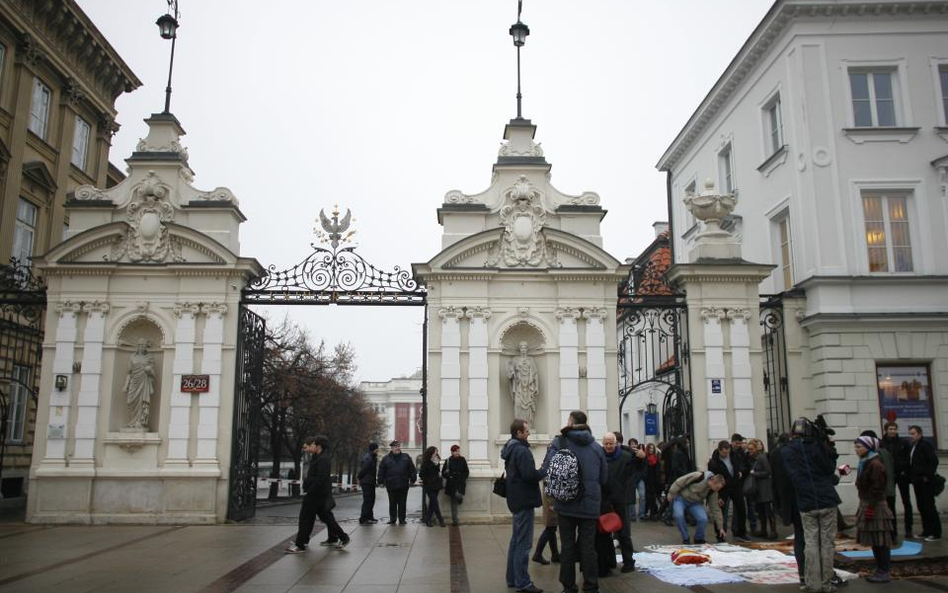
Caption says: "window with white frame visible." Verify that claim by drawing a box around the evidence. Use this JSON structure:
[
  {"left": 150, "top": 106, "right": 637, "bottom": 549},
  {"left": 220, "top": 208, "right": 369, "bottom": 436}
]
[
  {"left": 71, "top": 117, "right": 91, "bottom": 170},
  {"left": 764, "top": 95, "right": 784, "bottom": 155},
  {"left": 940, "top": 65, "right": 948, "bottom": 125},
  {"left": 718, "top": 145, "right": 734, "bottom": 193},
  {"left": 6, "top": 365, "right": 31, "bottom": 443},
  {"left": 771, "top": 213, "right": 793, "bottom": 290},
  {"left": 12, "top": 198, "right": 37, "bottom": 265},
  {"left": 862, "top": 191, "right": 913, "bottom": 273},
  {"left": 28, "top": 78, "right": 51, "bottom": 139},
  {"left": 849, "top": 69, "right": 898, "bottom": 127},
  {"left": 684, "top": 179, "right": 697, "bottom": 230}
]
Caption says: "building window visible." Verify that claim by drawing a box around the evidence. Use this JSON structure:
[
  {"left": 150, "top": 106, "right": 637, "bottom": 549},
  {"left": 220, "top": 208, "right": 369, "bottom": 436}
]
[
  {"left": 862, "top": 192, "right": 913, "bottom": 273},
  {"left": 684, "top": 180, "right": 697, "bottom": 230},
  {"left": 877, "top": 364, "right": 936, "bottom": 447},
  {"left": 764, "top": 96, "right": 784, "bottom": 155},
  {"left": 777, "top": 216, "right": 792, "bottom": 289},
  {"left": 12, "top": 198, "right": 38, "bottom": 265},
  {"left": 940, "top": 65, "right": 948, "bottom": 125},
  {"left": 6, "top": 365, "right": 31, "bottom": 443},
  {"left": 72, "top": 117, "right": 91, "bottom": 170},
  {"left": 849, "top": 70, "right": 897, "bottom": 127},
  {"left": 62, "top": 220, "right": 70, "bottom": 242},
  {"left": 718, "top": 145, "right": 734, "bottom": 194},
  {"left": 28, "top": 78, "right": 51, "bottom": 139}
]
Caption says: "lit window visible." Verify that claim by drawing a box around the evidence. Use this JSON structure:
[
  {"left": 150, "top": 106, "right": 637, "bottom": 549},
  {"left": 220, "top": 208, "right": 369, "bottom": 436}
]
[
  {"left": 849, "top": 70, "right": 897, "bottom": 127},
  {"left": 12, "top": 198, "right": 38, "bottom": 265},
  {"left": 778, "top": 217, "right": 792, "bottom": 289},
  {"left": 29, "top": 78, "right": 51, "bottom": 139},
  {"left": 765, "top": 96, "right": 784, "bottom": 155},
  {"left": 72, "top": 117, "right": 91, "bottom": 170},
  {"left": 718, "top": 145, "right": 734, "bottom": 194},
  {"left": 7, "top": 365, "right": 31, "bottom": 442},
  {"left": 940, "top": 65, "right": 948, "bottom": 124},
  {"left": 862, "top": 192, "right": 913, "bottom": 272}
]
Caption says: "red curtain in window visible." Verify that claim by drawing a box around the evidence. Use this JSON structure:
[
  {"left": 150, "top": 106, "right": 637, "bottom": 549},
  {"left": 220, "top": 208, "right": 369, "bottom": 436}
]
[{"left": 395, "top": 403, "right": 410, "bottom": 444}]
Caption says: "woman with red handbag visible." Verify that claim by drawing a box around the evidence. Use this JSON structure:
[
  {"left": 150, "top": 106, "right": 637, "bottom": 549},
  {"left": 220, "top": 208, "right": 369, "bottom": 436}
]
[{"left": 596, "top": 432, "right": 636, "bottom": 577}]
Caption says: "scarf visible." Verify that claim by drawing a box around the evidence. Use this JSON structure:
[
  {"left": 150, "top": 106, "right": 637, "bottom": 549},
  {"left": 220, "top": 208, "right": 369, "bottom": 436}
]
[
  {"left": 605, "top": 447, "right": 622, "bottom": 461},
  {"left": 857, "top": 450, "right": 878, "bottom": 476}
]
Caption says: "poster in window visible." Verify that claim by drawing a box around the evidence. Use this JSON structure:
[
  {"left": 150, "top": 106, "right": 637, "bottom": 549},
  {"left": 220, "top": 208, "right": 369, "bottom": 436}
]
[
  {"left": 395, "top": 403, "right": 410, "bottom": 445},
  {"left": 877, "top": 364, "right": 936, "bottom": 446}
]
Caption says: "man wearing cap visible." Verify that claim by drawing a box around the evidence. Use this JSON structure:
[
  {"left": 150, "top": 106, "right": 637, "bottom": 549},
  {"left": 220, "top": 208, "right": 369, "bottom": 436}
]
[
  {"left": 286, "top": 435, "right": 349, "bottom": 553},
  {"left": 358, "top": 442, "right": 380, "bottom": 524},
  {"left": 442, "top": 444, "right": 469, "bottom": 526},
  {"left": 377, "top": 440, "right": 417, "bottom": 524}
]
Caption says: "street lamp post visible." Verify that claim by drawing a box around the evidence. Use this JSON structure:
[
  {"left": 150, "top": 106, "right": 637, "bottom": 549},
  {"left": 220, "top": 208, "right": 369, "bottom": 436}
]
[
  {"left": 509, "top": 2, "right": 530, "bottom": 119},
  {"left": 156, "top": 0, "right": 180, "bottom": 114}
]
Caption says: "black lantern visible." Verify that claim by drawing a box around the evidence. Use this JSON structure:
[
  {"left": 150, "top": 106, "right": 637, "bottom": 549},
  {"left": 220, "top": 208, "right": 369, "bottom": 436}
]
[
  {"left": 509, "top": 21, "right": 529, "bottom": 47},
  {"left": 646, "top": 403, "right": 658, "bottom": 415},
  {"left": 156, "top": 13, "right": 178, "bottom": 40}
]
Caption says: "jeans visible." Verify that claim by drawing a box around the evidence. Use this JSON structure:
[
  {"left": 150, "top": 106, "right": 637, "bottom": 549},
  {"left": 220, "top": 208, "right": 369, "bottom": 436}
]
[
  {"left": 673, "top": 497, "right": 708, "bottom": 542},
  {"left": 506, "top": 508, "right": 535, "bottom": 589},
  {"left": 558, "top": 514, "right": 598, "bottom": 592},
  {"left": 791, "top": 511, "right": 805, "bottom": 578},
  {"left": 295, "top": 494, "right": 346, "bottom": 547},
  {"left": 801, "top": 507, "right": 836, "bottom": 592},
  {"left": 387, "top": 487, "right": 409, "bottom": 522},
  {"left": 423, "top": 488, "right": 444, "bottom": 525},
  {"left": 360, "top": 484, "right": 376, "bottom": 521}
]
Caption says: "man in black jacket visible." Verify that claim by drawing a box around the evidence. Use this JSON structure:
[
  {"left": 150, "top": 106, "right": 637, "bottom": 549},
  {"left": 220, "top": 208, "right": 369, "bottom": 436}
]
[
  {"left": 882, "top": 421, "right": 912, "bottom": 538},
  {"left": 908, "top": 425, "right": 941, "bottom": 541},
  {"left": 729, "top": 433, "right": 750, "bottom": 539},
  {"left": 601, "top": 432, "right": 635, "bottom": 574},
  {"left": 357, "top": 442, "right": 379, "bottom": 524},
  {"left": 708, "top": 440, "right": 739, "bottom": 541},
  {"left": 377, "top": 440, "right": 417, "bottom": 525},
  {"left": 501, "top": 419, "right": 544, "bottom": 593},
  {"left": 286, "top": 435, "right": 349, "bottom": 553}
]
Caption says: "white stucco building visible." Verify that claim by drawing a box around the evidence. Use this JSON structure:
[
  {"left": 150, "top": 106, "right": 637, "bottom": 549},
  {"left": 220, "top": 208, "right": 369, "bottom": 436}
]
[
  {"left": 361, "top": 371, "right": 423, "bottom": 461},
  {"left": 657, "top": 0, "right": 948, "bottom": 505}
]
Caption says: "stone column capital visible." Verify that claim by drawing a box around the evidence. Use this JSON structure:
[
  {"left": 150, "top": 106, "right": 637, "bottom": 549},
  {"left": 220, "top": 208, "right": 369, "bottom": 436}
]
[
  {"left": 81, "top": 301, "right": 110, "bottom": 316},
  {"left": 56, "top": 301, "right": 82, "bottom": 316},
  {"left": 581, "top": 307, "right": 609, "bottom": 320},
  {"left": 173, "top": 302, "right": 201, "bottom": 318},
  {"left": 438, "top": 306, "right": 463, "bottom": 320},
  {"left": 465, "top": 306, "right": 492, "bottom": 320},
  {"left": 555, "top": 307, "right": 582, "bottom": 321},
  {"left": 201, "top": 302, "right": 228, "bottom": 318},
  {"left": 726, "top": 307, "right": 752, "bottom": 321},
  {"left": 700, "top": 307, "right": 726, "bottom": 322}
]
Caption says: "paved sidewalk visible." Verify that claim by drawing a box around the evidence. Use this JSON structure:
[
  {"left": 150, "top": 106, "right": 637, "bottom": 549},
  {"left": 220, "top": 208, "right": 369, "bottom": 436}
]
[{"left": 1, "top": 512, "right": 948, "bottom": 592}]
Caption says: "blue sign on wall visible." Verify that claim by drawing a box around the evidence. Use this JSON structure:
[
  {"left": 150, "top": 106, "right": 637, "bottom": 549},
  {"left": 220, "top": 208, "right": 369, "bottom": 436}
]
[{"left": 645, "top": 412, "right": 659, "bottom": 436}]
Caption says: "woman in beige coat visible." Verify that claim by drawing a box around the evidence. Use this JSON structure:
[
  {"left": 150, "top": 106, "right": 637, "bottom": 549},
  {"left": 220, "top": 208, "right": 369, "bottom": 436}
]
[{"left": 532, "top": 487, "right": 560, "bottom": 564}]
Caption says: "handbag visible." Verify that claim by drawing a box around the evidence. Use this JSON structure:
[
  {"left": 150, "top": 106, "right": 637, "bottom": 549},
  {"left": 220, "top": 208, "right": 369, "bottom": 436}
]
[
  {"left": 493, "top": 471, "right": 507, "bottom": 498},
  {"left": 597, "top": 511, "right": 622, "bottom": 534},
  {"left": 742, "top": 474, "right": 757, "bottom": 498},
  {"left": 933, "top": 473, "right": 946, "bottom": 497}
]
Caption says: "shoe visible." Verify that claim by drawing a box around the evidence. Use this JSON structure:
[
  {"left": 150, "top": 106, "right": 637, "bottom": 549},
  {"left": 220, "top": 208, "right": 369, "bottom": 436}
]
[
  {"left": 926, "top": 535, "right": 941, "bottom": 541},
  {"left": 452, "top": 520, "right": 459, "bottom": 526},
  {"left": 914, "top": 533, "right": 929, "bottom": 539},
  {"left": 694, "top": 539, "right": 707, "bottom": 545},
  {"left": 387, "top": 520, "right": 397, "bottom": 525},
  {"left": 284, "top": 544, "right": 305, "bottom": 554},
  {"left": 319, "top": 539, "right": 339, "bottom": 546},
  {"left": 828, "top": 574, "right": 844, "bottom": 587},
  {"left": 425, "top": 521, "right": 432, "bottom": 527},
  {"left": 734, "top": 534, "right": 751, "bottom": 542},
  {"left": 439, "top": 520, "right": 446, "bottom": 527},
  {"left": 621, "top": 563, "right": 635, "bottom": 573},
  {"left": 532, "top": 554, "right": 550, "bottom": 565},
  {"left": 399, "top": 520, "right": 407, "bottom": 525},
  {"left": 336, "top": 537, "right": 350, "bottom": 549},
  {"left": 682, "top": 539, "right": 691, "bottom": 545},
  {"left": 865, "top": 572, "right": 891, "bottom": 584},
  {"left": 516, "top": 586, "right": 543, "bottom": 593},
  {"left": 550, "top": 554, "right": 560, "bottom": 563},
  {"left": 821, "top": 586, "right": 837, "bottom": 593},
  {"left": 366, "top": 518, "right": 378, "bottom": 524}
]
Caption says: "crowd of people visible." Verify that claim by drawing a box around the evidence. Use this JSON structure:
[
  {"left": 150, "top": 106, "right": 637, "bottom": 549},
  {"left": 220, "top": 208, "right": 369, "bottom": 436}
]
[{"left": 282, "top": 414, "right": 941, "bottom": 593}]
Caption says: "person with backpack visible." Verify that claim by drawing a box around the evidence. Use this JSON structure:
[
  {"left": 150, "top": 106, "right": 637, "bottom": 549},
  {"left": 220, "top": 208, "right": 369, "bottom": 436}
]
[
  {"left": 501, "top": 419, "right": 545, "bottom": 593},
  {"left": 541, "top": 410, "right": 607, "bottom": 593},
  {"left": 666, "top": 471, "right": 726, "bottom": 544}
]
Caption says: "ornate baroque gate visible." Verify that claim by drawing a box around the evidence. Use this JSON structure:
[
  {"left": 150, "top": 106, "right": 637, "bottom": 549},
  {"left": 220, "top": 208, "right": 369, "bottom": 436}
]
[{"left": 229, "top": 209, "right": 427, "bottom": 520}]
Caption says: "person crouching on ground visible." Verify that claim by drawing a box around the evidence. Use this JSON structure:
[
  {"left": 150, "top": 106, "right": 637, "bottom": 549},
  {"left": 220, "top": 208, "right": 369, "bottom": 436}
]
[
  {"left": 377, "top": 440, "right": 417, "bottom": 525},
  {"left": 501, "top": 418, "right": 545, "bottom": 593},
  {"left": 854, "top": 436, "right": 895, "bottom": 584},
  {"left": 285, "top": 435, "right": 349, "bottom": 553},
  {"left": 666, "top": 471, "right": 726, "bottom": 544},
  {"left": 420, "top": 446, "right": 446, "bottom": 527}
]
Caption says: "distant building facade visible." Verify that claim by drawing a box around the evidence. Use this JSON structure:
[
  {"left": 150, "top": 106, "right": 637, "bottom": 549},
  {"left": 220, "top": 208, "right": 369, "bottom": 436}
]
[
  {"left": 361, "top": 370, "right": 423, "bottom": 461},
  {"left": 657, "top": 0, "right": 948, "bottom": 505},
  {"left": 0, "top": 0, "right": 139, "bottom": 499}
]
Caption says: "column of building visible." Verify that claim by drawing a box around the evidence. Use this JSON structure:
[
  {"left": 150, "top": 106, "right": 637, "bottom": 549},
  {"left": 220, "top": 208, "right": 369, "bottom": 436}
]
[
  {"left": 727, "top": 308, "right": 757, "bottom": 439},
  {"left": 73, "top": 301, "right": 109, "bottom": 464},
  {"left": 167, "top": 303, "right": 200, "bottom": 465},
  {"left": 466, "top": 306, "right": 491, "bottom": 463},
  {"left": 702, "top": 307, "right": 729, "bottom": 444},
  {"left": 42, "top": 302, "right": 81, "bottom": 462},
  {"left": 556, "top": 307, "right": 582, "bottom": 427},
  {"left": 439, "top": 307, "right": 463, "bottom": 454},
  {"left": 195, "top": 303, "right": 226, "bottom": 468},
  {"left": 583, "top": 307, "right": 609, "bottom": 438}
]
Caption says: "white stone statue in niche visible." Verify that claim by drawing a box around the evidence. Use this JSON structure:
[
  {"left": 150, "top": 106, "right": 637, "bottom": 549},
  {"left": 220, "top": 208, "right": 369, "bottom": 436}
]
[
  {"left": 507, "top": 341, "right": 538, "bottom": 424},
  {"left": 124, "top": 339, "right": 155, "bottom": 430}
]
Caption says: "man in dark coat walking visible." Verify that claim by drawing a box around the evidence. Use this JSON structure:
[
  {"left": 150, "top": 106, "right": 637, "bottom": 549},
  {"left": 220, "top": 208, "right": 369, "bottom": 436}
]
[
  {"left": 882, "top": 421, "right": 913, "bottom": 538},
  {"left": 285, "top": 435, "right": 349, "bottom": 553},
  {"left": 542, "top": 410, "right": 607, "bottom": 593},
  {"left": 908, "top": 425, "right": 941, "bottom": 541},
  {"left": 501, "top": 419, "right": 545, "bottom": 593},
  {"left": 357, "top": 442, "right": 379, "bottom": 524},
  {"left": 377, "top": 440, "right": 417, "bottom": 525}
]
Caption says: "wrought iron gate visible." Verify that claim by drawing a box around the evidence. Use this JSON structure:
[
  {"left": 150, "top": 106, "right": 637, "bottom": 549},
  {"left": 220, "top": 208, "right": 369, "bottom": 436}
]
[
  {"left": 760, "top": 294, "right": 791, "bottom": 448},
  {"left": 227, "top": 305, "right": 266, "bottom": 521},
  {"left": 0, "top": 261, "right": 46, "bottom": 497}
]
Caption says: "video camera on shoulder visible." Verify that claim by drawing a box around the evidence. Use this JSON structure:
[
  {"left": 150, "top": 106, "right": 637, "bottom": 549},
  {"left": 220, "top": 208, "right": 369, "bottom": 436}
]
[{"left": 791, "top": 415, "right": 835, "bottom": 444}]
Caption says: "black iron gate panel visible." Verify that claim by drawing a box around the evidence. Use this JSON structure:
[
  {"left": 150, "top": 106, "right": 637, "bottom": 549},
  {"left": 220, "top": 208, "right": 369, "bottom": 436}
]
[
  {"left": 227, "top": 305, "right": 266, "bottom": 521},
  {"left": 0, "top": 261, "right": 46, "bottom": 496},
  {"left": 760, "top": 295, "right": 790, "bottom": 448}
]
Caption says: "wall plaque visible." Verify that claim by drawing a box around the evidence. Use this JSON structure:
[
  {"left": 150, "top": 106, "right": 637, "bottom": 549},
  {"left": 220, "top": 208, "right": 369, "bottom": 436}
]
[{"left": 181, "top": 374, "right": 210, "bottom": 393}]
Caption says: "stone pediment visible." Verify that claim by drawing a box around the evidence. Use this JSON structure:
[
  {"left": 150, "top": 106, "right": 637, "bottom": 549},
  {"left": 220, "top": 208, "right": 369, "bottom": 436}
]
[
  {"left": 426, "top": 227, "right": 620, "bottom": 272},
  {"left": 42, "top": 221, "right": 236, "bottom": 266}
]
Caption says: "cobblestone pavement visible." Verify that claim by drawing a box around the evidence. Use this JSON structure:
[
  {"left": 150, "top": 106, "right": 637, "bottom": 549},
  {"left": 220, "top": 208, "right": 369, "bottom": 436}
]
[{"left": 1, "top": 493, "right": 947, "bottom": 593}]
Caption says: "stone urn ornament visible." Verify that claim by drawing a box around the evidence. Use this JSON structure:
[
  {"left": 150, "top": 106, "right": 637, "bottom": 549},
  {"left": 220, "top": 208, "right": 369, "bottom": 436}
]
[{"left": 684, "top": 179, "right": 737, "bottom": 239}]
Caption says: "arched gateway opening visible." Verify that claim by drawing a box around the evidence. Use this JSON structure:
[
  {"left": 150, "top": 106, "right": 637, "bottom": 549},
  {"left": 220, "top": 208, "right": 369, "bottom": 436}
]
[{"left": 230, "top": 208, "right": 427, "bottom": 521}]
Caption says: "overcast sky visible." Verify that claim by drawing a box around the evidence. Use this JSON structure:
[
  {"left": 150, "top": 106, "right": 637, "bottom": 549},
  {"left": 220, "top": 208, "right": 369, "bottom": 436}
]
[{"left": 76, "top": 0, "right": 772, "bottom": 383}]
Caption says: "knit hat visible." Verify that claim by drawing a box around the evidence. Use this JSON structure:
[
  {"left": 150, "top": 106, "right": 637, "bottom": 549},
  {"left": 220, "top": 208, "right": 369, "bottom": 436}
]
[
  {"left": 450, "top": 444, "right": 460, "bottom": 452},
  {"left": 854, "top": 435, "right": 878, "bottom": 451},
  {"left": 368, "top": 442, "right": 379, "bottom": 452}
]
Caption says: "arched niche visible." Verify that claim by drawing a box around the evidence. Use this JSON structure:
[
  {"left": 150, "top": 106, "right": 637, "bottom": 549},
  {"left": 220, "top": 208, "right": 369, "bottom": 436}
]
[
  {"left": 110, "top": 318, "right": 164, "bottom": 433},
  {"left": 499, "top": 322, "right": 548, "bottom": 435}
]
